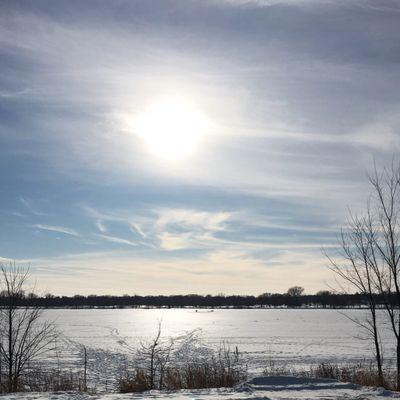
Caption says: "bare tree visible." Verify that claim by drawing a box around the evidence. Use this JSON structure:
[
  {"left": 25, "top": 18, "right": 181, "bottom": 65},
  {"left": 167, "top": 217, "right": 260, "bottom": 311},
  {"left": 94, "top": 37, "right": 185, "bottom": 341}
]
[
  {"left": 0, "top": 263, "right": 57, "bottom": 392},
  {"left": 327, "top": 161, "right": 400, "bottom": 389},
  {"left": 136, "top": 322, "right": 173, "bottom": 390},
  {"left": 326, "top": 211, "right": 383, "bottom": 385},
  {"left": 367, "top": 163, "right": 400, "bottom": 389}
]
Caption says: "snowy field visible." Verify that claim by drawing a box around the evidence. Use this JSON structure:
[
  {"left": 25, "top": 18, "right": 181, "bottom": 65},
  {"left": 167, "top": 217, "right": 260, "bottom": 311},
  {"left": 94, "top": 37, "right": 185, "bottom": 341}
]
[
  {"left": 3, "top": 376, "right": 400, "bottom": 399},
  {"left": 36, "top": 308, "right": 396, "bottom": 391}
]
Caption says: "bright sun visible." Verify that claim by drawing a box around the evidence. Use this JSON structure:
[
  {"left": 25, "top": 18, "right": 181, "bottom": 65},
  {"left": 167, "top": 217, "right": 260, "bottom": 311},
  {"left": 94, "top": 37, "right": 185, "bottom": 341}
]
[{"left": 134, "top": 97, "right": 211, "bottom": 161}]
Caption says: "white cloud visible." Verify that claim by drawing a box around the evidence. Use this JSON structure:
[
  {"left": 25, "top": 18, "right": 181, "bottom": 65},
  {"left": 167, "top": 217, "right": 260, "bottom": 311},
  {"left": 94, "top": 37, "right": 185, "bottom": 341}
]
[
  {"left": 33, "top": 224, "right": 80, "bottom": 237},
  {"left": 159, "top": 232, "right": 193, "bottom": 251},
  {"left": 96, "top": 234, "right": 138, "bottom": 247},
  {"left": 130, "top": 223, "right": 146, "bottom": 238},
  {"left": 96, "top": 220, "right": 107, "bottom": 233},
  {"left": 155, "top": 208, "right": 231, "bottom": 251},
  {"left": 156, "top": 208, "right": 230, "bottom": 231}
]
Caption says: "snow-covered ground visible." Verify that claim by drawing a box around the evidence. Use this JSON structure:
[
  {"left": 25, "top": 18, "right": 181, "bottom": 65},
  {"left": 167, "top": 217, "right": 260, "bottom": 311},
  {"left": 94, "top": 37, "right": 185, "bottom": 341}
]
[
  {"left": 33, "top": 308, "right": 397, "bottom": 391},
  {"left": 43, "top": 309, "right": 395, "bottom": 363},
  {"left": 2, "top": 376, "right": 400, "bottom": 399}
]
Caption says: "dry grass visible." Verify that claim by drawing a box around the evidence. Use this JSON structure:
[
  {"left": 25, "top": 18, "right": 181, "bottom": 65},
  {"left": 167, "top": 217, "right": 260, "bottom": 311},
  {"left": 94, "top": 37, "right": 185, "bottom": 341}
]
[
  {"left": 263, "top": 359, "right": 398, "bottom": 392},
  {"left": 119, "top": 369, "right": 150, "bottom": 393},
  {"left": 119, "top": 362, "right": 246, "bottom": 392},
  {"left": 0, "top": 369, "right": 91, "bottom": 393},
  {"left": 119, "top": 345, "right": 247, "bottom": 393},
  {"left": 26, "top": 369, "right": 88, "bottom": 392},
  {"left": 263, "top": 362, "right": 300, "bottom": 377},
  {"left": 311, "top": 362, "right": 396, "bottom": 391}
]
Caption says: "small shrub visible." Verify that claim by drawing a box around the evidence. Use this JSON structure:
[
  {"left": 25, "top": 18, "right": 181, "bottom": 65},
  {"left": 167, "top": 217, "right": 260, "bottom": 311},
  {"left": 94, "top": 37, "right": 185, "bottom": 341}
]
[{"left": 118, "top": 370, "right": 150, "bottom": 393}]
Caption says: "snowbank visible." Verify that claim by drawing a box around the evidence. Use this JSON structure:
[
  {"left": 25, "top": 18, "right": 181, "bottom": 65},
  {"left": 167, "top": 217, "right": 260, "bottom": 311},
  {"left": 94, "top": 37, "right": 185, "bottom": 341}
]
[{"left": 1, "top": 376, "right": 399, "bottom": 399}]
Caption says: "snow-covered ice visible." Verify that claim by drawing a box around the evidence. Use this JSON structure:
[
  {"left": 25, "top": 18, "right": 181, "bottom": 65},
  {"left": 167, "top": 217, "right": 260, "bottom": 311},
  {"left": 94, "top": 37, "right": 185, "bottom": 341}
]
[
  {"left": 31, "top": 309, "right": 398, "bottom": 392},
  {"left": 2, "top": 376, "right": 400, "bottom": 399}
]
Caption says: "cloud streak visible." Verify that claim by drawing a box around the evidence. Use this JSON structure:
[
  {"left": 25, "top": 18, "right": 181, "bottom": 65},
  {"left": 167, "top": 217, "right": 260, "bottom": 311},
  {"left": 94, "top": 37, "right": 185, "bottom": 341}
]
[
  {"left": 33, "top": 224, "right": 80, "bottom": 237},
  {"left": 95, "top": 234, "right": 138, "bottom": 247}
]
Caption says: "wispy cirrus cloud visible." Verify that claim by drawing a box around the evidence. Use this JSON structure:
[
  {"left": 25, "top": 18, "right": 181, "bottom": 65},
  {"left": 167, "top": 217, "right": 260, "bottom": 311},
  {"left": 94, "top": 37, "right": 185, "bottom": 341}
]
[
  {"left": 155, "top": 208, "right": 231, "bottom": 251},
  {"left": 95, "top": 234, "right": 138, "bottom": 247},
  {"left": 33, "top": 224, "right": 80, "bottom": 237},
  {"left": 155, "top": 208, "right": 230, "bottom": 231},
  {"left": 81, "top": 202, "right": 338, "bottom": 253},
  {"left": 130, "top": 223, "right": 146, "bottom": 239},
  {"left": 95, "top": 220, "right": 107, "bottom": 233},
  {"left": 20, "top": 197, "right": 49, "bottom": 216}
]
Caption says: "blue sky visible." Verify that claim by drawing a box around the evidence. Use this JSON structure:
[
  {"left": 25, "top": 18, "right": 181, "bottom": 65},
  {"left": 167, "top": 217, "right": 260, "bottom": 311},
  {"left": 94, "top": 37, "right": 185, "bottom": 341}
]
[{"left": 0, "top": 0, "right": 399, "bottom": 295}]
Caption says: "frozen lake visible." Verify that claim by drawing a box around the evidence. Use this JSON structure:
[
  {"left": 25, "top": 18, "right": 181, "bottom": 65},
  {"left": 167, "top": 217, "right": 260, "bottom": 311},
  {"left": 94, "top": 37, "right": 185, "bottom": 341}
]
[{"left": 41, "top": 308, "right": 395, "bottom": 389}]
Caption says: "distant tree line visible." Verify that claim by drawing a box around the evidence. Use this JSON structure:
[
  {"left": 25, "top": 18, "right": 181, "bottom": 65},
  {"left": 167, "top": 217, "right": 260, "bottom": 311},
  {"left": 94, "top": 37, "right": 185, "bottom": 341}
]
[{"left": 0, "top": 288, "right": 396, "bottom": 309}]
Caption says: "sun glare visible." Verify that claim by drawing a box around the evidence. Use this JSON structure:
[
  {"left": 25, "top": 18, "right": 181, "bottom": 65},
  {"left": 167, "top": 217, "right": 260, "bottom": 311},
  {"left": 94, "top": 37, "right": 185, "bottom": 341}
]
[{"left": 134, "top": 97, "right": 211, "bottom": 161}]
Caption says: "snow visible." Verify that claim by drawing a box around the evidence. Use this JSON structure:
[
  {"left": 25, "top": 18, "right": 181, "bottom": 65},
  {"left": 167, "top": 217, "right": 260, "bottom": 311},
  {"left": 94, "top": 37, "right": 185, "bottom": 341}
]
[
  {"left": 1, "top": 376, "right": 400, "bottom": 399},
  {"left": 39, "top": 308, "right": 396, "bottom": 387}
]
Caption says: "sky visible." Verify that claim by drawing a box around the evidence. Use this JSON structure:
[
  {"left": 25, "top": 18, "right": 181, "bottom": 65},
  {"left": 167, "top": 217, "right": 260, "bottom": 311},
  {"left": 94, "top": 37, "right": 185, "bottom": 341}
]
[{"left": 0, "top": 0, "right": 399, "bottom": 295}]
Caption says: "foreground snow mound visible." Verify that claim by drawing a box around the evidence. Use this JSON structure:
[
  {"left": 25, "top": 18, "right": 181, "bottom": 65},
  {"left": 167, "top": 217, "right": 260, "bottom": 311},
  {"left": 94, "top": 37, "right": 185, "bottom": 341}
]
[
  {"left": 236, "top": 376, "right": 400, "bottom": 398},
  {"left": 2, "top": 376, "right": 400, "bottom": 399}
]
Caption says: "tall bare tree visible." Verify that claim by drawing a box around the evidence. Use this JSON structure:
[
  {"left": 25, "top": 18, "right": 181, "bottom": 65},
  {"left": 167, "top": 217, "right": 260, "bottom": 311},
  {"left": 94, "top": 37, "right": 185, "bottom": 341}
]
[
  {"left": 367, "top": 163, "right": 400, "bottom": 389},
  {"left": 328, "top": 162, "right": 400, "bottom": 389},
  {"left": 0, "top": 263, "right": 57, "bottom": 392},
  {"left": 326, "top": 211, "right": 383, "bottom": 385}
]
